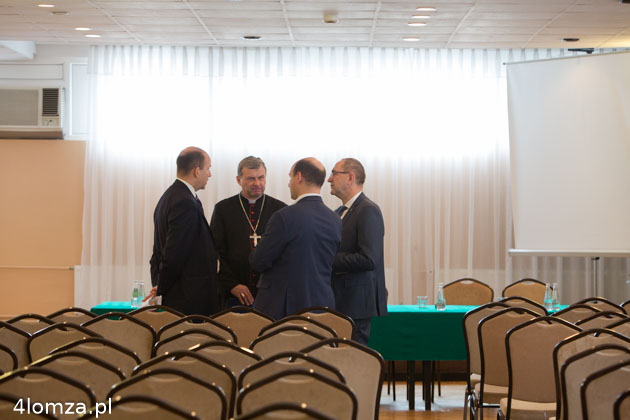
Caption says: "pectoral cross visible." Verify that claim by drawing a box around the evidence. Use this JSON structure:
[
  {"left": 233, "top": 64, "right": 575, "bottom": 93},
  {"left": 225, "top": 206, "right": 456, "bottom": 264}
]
[{"left": 250, "top": 233, "right": 262, "bottom": 247}]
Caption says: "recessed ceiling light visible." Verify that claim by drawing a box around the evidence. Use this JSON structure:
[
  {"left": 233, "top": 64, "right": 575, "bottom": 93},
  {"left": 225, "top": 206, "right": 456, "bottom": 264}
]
[
  {"left": 85, "top": 34, "right": 101, "bottom": 38},
  {"left": 412, "top": 15, "right": 431, "bottom": 19},
  {"left": 408, "top": 22, "right": 427, "bottom": 27},
  {"left": 403, "top": 37, "right": 421, "bottom": 42},
  {"left": 563, "top": 37, "right": 580, "bottom": 42},
  {"left": 243, "top": 35, "right": 262, "bottom": 40},
  {"left": 51, "top": 11, "right": 68, "bottom": 15},
  {"left": 416, "top": 7, "right": 437, "bottom": 12},
  {"left": 75, "top": 27, "right": 91, "bottom": 31},
  {"left": 38, "top": 4, "right": 55, "bottom": 7}
]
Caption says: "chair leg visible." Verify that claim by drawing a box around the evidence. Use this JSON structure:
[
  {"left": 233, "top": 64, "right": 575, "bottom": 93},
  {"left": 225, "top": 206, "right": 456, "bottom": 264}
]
[
  {"left": 391, "top": 361, "right": 396, "bottom": 401},
  {"left": 463, "top": 386, "right": 469, "bottom": 420}
]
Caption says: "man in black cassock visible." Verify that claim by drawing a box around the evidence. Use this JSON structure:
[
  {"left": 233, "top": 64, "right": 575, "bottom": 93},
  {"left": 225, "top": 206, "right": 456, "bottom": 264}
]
[{"left": 210, "top": 156, "right": 286, "bottom": 309}]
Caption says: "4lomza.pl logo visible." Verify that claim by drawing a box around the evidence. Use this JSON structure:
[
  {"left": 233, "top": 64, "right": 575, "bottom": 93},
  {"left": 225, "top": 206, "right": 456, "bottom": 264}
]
[{"left": 13, "top": 398, "right": 112, "bottom": 418}]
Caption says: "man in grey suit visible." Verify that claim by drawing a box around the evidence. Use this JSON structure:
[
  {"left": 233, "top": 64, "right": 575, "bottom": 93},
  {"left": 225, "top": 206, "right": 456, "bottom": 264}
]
[
  {"left": 250, "top": 157, "right": 341, "bottom": 320},
  {"left": 328, "top": 158, "right": 387, "bottom": 345}
]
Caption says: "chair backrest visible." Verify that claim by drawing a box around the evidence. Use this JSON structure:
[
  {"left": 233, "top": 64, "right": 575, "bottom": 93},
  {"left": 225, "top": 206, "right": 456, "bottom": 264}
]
[
  {"left": 128, "top": 305, "right": 184, "bottom": 333},
  {"left": 0, "top": 321, "right": 30, "bottom": 368},
  {"left": 50, "top": 336, "right": 141, "bottom": 377},
  {"left": 133, "top": 350, "right": 237, "bottom": 417},
  {"left": 296, "top": 306, "right": 355, "bottom": 340},
  {"left": 47, "top": 307, "right": 96, "bottom": 325},
  {"left": 190, "top": 341, "right": 262, "bottom": 380},
  {"left": 7, "top": 314, "right": 55, "bottom": 334},
  {"left": 250, "top": 326, "right": 326, "bottom": 358},
  {"left": 236, "top": 369, "right": 357, "bottom": 420},
  {"left": 478, "top": 308, "right": 538, "bottom": 389},
  {"left": 504, "top": 317, "right": 581, "bottom": 418},
  {"left": 0, "top": 392, "right": 58, "bottom": 419},
  {"left": 553, "top": 304, "right": 602, "bottom": 323},
  {"left": 499, "top": 295, "right": 547, "bottom": 315},
  {"left": 152, "top": 328, "right": 227, "bottom": 357},
  {"left": 614, "top": 390, "right": 630, "bottom": 420},
  {"left": 27, "top": 323, "right": 101, "bottom": 363},
  {"left": 30, "top": 350, "right": 125, "bottom": 401},
  {"left": 234, "top": 401, "right": 336, "bottom": 420},
  {"left": 574, "top": 297, "right": 627, "bottom": 315},
  {"left": 258, "top": 315, "right": 337, "bottom": 339},
  {"left": 82, "top": 312, "right": 156, "bottom": 361},
  {"left": 607, "top": 317, "right": 630, "bottom": 337},
  {"left": 559, "top": 344, "right": 630, "bottom": 420},
  {"left": 0, "top": 343, "right": 17, "bottom": 374},
  {"left": 553, "top": 328, "right": 630, "bottom": 420},
  {"left": 239, "top": 351, "right": 345, "bottom": 390},
  {"left": 107, "top": 368, "right": 227, "bottom": 420},
  {"left": 443, "top": 278, "right": 494, "bottom": 305},
  {"left": 502, "top": 278, "right": 547, "bottom": 304},
  {"left": 0, "top": 367, "right": 96, "bottom": 419},
  {"left": 212, "top": 306, "right": 274, "bottom": 348},
  {"left": 301, "top": 338, "right": 384, "bottom": 420},
  {"left": 575, "top": 311, "right": 628, "bottom": 329},
  {"left": 158, "top": 314, "right": 237, "bottom": 343},
  {"left": 621, "top": 299, "right": 630, "bottom": 314},
  {"left": 80, "top": 395, "right": 200, "bottom": 420},
  {"left": 581, "top": 360, "right": 630, "bottom": 420}
]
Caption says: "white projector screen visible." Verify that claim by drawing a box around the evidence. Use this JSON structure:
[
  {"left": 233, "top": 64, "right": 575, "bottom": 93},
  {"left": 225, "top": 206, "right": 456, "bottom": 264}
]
[{"left": 507, "top": 52, "right": 630, "bottom": 257}]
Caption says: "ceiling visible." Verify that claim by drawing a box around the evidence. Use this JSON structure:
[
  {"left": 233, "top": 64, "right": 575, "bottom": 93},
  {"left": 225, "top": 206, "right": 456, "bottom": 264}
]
[{"left": 1, "top": 0, "right": 630, "bottom": 53}]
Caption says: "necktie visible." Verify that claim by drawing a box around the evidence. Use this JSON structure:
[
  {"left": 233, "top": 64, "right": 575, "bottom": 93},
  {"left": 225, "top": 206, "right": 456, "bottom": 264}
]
[
  {"left": 195, "top": 195, "right": 203, "bottom": 210},
  {"left": 335, "top": 205, "right": 347, "bottom": 217}
]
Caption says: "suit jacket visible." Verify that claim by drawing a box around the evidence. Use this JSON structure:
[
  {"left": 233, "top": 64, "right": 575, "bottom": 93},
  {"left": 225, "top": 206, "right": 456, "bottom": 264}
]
[
  {"left": 210, "top": 193, "right": 286, "bottom": 305},
  {"left": 332, "top": 192, "right": 388, "bottom": 320},
  {"left": 150, "top": 179, "right": 219, "bottom": 316},
  {"left": 250, "top": 195, "right": 341, "bottom": 320}
]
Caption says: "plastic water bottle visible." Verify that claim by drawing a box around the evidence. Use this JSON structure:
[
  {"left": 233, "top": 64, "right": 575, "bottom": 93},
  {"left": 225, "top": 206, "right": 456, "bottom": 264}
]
[
  {"left": 131, "top": 280, "right": 140, "bottom": 308},
  {"left": 551, "top": 283, "right": 560, "bottom": 311},
  {"left": 435, "top": 283, "right": 446, "bottom": 311},
  {"left": 138, "top": 281, "right": 146, "bottom": 304},
  {"left": 544, "top": 283, "right": 553, "bottom": 311}
]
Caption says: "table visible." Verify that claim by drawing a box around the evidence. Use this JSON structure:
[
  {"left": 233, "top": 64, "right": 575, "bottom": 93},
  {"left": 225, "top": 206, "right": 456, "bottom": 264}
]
[
  {"left": 91, "top": 301, "right": 135, "bottom": 315},
  {"left": 368, "top": 305, "right": 474, "bottom": 411}
]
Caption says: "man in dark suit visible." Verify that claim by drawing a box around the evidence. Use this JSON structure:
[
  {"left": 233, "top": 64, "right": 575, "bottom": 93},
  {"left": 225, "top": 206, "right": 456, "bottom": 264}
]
[
  {"left": 210, "top": 156, "right": 286, "bottom": 309},
  {"left": 147, "top": 146, "right": 219, "bottom": 316},
  {"left": 250, "top": 157, "right": 341, "bottom": 320},
  {"left": 328, "top": 158, "right": 387, "bottom": 345}
]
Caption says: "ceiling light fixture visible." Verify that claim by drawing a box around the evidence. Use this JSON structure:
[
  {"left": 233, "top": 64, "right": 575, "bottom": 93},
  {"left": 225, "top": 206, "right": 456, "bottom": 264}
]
[
  {"left": 243, "top": 35, "right": 262, "bottom": 40},
  {"left": 75, "top": 27, "right": 91, "bottom": 31},
  {"left": 416, "top": 7, "right": 437, "bottom": 12},
  {"left": 562, "top": 37, "right": 580, "bottom": 42},
  {"left": 51, "top": 11, "right": 68, "bottom": 15},
  {"left": 403, "top": 37, "right": 421, "bottom": 42},
  {"left": 411, "top": 15, "right": 431, "bottom": 19},
  {"left": 85, "top": 34, "right": 101, "bottom": 38},
  {"left": 408, "top": 22, "right": 427, "bottom": 27},
  {"left": 38, "top": 4, "right": 55, "bottom": 7}
]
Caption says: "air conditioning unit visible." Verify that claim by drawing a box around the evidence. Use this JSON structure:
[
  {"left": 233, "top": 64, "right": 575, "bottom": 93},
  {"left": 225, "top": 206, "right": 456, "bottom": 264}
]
[{"left": 0, "top": 87, "right": 64, "bottom": 139}]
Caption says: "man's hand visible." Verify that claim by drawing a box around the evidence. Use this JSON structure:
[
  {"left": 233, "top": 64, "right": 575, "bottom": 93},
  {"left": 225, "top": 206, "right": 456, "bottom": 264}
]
[
  {"left": 231, "top": 284, "right": 254, "bottom": 306},
  {"left": 142, "top": 286, "right": 158, "bottom": 302}
]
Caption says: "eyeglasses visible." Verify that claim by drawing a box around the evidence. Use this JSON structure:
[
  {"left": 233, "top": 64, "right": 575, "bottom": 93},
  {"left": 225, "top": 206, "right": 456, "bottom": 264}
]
[{"left": 331, "top": 170, "right": 350, "bottom": 176}]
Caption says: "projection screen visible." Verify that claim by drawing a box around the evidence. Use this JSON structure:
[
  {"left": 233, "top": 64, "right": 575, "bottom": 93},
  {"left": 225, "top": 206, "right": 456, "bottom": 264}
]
[{"left": 507, "top": 51, "right": 630, "bottom": 257}]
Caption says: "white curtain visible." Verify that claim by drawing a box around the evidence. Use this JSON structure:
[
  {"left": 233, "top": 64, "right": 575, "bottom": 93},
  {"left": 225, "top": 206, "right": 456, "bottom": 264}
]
[{"left": 78, "top": 46, "right": 630, "bottom": 310}]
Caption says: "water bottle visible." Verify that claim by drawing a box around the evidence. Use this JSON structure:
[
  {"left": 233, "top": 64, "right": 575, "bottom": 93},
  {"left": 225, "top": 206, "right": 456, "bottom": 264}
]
[
  {"left": 138, "top": 281, "right": 146, "bottom": 304},
  {"left": 544, "top": 283, "right": 552, "bottom": 311},
  {"left": 551, "top": 283, "right": 560, "bottom": 311},
  {"left": 131, "top": 280, "right": 140, "bottom": 308},
  {"left": 435, "top": 282, "right": 446, "bottom": 311}
]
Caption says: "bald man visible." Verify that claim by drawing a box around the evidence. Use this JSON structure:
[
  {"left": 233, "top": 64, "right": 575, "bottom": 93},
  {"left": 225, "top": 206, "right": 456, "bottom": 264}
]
[
  {"left": 250, "top": 158, "right": 341, "bottom": 320},
  {"left": 148, "top": 146, "right": 219, "bottom": 315}
]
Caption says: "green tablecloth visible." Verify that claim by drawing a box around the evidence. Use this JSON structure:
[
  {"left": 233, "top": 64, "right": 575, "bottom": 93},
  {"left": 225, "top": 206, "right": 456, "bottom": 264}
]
[
  {"left": 368, "top": 304, "right": 476, "bottom": 361},
  {"left": 91, "top": 301, "right": 135, "bottom": 315}
]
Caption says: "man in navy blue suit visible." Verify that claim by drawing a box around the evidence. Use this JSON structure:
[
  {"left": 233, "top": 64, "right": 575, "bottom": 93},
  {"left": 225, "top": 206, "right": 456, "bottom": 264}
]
[
  {"left": 328, "top": 158, "right": 387, "bottom": 345},
  {"left": 250, "top": 157, "right": 341, "bottom": 320}
]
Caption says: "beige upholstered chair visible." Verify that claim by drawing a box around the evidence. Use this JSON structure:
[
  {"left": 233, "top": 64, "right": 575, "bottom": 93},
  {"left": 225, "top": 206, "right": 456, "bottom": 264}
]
[
  {"left": 474, "top": 307, "right": 539, "bottom": 420},
  {"left": 580, "top": 360, "right": 630, "bottom": 420},
  {"left": 444, "top": 278, "right": 494, "bottom": 305},
  {"left": 0, "top": 392, "right": 58, "bottom": 420},
  {"left": 7, "top": 314, "right": 55, "bottom": 334},
  {"left": 158, "top": 314, "right": 237, "bottom": 343},
  {"left": 50, "top": 336, "right": 141, "bottom": 377},
  {"left": 27, "top": 323, "right": 101, "bottom": 363},
  {"left": 236, "top": 369, "right": 357, "bottom": 420},
  {"left": 234, "top": 402, "right": 336, "bottom": 420},
  {"left": 258, "top": 315, "right": 337, "bottom": 339},
  {"left": 238, "top": 351, "right": 345, "bottom": 390},
  {"left": 552, "top": 328, "right": 630, "bottom": 420},
  {"left": 133, "top": 350, "right": 237, "bottom": 417},
  {"left": 296, "top": 306, "right": 355, "bottom": 340},
  {"left": 0, "top": 344, "right": 17, "bottom": 374},
  {"left": 0, "top": 367, "right": 96, "bottom": 419},
  {"left": 558, "top": 344, "right": 630, "bottom": 420},
  {"left": 47, "top": 307, "right": 96, "bottom": 325},
  {"left": 621, "top": 299, "right": 630, "bottom": 314},
  {"left": 80, "top": 395, "right": 200, "bottom": 420},
  {"left": 29, "top": 350, "right": 125, "bottom": 401},
  {"left": 250, "top": 326, "right": 326, "bottom": 359},
  {"left": 607, "top": 318, "right": 630, "bottom": 337},
  {"left": 212, "top": 306, "right": 274, "bottom": 348},
  {"left": 499, "top": 317, "right": 581, "bottom": 420},
  {"left": 614, "top": 390, "right": 630, "bottom": 420},
  {"left": 0, "top": 321, "right": 30, "bottom": 368},
  {"left": 128, "top": 305, "right": 184, "bottom": 333},
  {"left": 499, "top": 296, "right": 547, "bottom": 316},
  {"left": 190, "top": 341, "right": 262, "bottom": 381},
  {"left": 501, "top": 278, "right": 547, "bottom": 305},
  {"left": 107, "top": 368, "right": 227, "bottom": 420},
  {"left": 552, "top": 304, "right": 601, "bottom": 324},
  {"left": 82, "top": 312, "right": 156, "bottom": 361},
  {"left": 575, "top": 311, "right": 628, "bottom": 330},
  {"left": 574, "top": 297, "right": 627, "bottom": 315},
  {"left": 152, "top": 328, "right": 227, "bottom": 357},
  {"left": 301, "top": 338, "right": 384, "bottom": 420}
]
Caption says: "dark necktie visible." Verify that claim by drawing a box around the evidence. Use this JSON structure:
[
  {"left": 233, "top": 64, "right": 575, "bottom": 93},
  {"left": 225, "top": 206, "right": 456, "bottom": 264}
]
[
  {"left": 195, "top": 195, "right": 203, "bottom": 210},
  {"left": 335, "top": 205, "right": 347, "bottom": 217}
]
